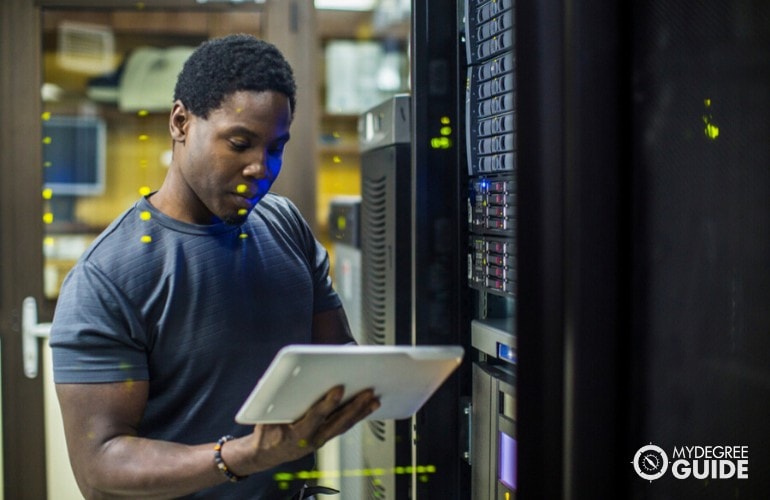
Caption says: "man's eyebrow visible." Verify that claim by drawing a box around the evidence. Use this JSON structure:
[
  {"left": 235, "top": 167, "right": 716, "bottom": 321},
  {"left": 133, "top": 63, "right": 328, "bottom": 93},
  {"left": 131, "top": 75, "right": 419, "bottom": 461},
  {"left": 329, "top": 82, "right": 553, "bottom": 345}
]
[
  {"left": 225, "top": 125, "right": 257, "bottom": 136},
  {"left": 225, "top": 126, "right": 290, "bottom": 143}
]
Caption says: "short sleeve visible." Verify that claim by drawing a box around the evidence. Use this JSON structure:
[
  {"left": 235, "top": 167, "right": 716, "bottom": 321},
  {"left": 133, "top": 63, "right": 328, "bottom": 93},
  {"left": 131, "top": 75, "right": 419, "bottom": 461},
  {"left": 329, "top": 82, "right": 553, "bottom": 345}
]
[{"left": 50, "top": 260, "right": 149, "bottom": 384}]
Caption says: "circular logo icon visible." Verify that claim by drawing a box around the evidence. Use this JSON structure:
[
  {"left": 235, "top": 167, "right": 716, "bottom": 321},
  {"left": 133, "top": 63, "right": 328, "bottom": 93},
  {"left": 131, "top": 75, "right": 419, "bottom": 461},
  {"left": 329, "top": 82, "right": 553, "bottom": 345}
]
[{"left": 632, "top": 444, "right": 668, "bottom": 481}]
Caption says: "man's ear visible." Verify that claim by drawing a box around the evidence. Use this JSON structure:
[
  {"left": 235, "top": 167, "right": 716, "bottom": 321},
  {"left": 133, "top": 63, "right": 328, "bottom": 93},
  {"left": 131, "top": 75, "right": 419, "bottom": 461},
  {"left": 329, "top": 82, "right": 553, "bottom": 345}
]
[{"left": 169, "top": 100, "right": 191, "bottom": 143}]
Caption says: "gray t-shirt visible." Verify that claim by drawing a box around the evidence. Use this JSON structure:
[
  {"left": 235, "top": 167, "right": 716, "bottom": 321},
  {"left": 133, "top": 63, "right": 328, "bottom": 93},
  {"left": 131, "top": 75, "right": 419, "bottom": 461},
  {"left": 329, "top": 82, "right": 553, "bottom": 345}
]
[{"left": 51, "top": 193, "right": 341, "bottom": 498}]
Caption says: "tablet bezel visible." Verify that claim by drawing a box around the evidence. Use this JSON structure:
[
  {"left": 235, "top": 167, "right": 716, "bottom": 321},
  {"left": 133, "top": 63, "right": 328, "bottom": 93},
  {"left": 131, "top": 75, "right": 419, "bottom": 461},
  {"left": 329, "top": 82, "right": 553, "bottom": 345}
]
[{"left": 234, "top": 344, "right": 464, "bottom": 424}]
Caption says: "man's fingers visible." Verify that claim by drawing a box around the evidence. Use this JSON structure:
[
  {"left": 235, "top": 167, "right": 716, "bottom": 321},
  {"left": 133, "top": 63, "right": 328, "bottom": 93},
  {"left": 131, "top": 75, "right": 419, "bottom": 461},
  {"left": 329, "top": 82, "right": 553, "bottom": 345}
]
[
  {"left": 246, "top": 387, "right": 379, "bottom": 471},
  {"left": 290, "top": 386, "right": 381, "bottom": 451},
  {"left": 288, "top": 385, "right": 346, "bottom": 437},
  {"left": 311, "top": 389, "right": 381, "bottom": 446}
]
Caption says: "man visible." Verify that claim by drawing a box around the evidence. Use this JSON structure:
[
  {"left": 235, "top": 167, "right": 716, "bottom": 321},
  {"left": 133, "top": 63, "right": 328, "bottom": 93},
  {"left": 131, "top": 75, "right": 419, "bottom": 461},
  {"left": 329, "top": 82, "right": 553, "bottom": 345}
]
[{"left": 50, "top": 34, "right": 379, "bottom": 499}]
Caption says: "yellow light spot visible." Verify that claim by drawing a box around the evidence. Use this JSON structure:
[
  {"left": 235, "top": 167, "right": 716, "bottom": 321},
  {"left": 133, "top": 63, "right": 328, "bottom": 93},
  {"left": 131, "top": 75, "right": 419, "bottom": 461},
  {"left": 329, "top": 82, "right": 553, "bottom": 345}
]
[
  {"left": 704, "top": 98, "right": 711, "bottom": 107},
  {"left": 705, "top": 123, "right": 719, "bottom": 140},
  {"left": 140, "top": 235, "right": 152, "bottom": 243},
  {"left": 239, "top": 232, "right": 248, "bottom": 239},
  {"left": 43, "top": 212, "right": 54, "bottom": 224},
  {"left": 236, "top": 184, "right": 247, "bottom": 193},
  {"left": 236, "top": 108, "right": 243, "bottom": 113},
  {"left": 137, "top": 109, "right": 149, "bottom": 117},
  {"left": 337, "top": 216, "right": 347, "bottom": 230},
  {"left": 430, "top": 137, "right": 452, "bottom": 149},
  {"left": 44, "top": 236, "right": 55, "bottom": 247},
  {"left": 138, "top": 134, "right": 149, "bottom": 141},
  {"left": 238, "top": 209, "right": 248, "bottom": 216},
  {"left": 42, "top": 188, "right": 53, "bottom": 200},
  {"left": 139, "top": 186, "right": 151, "bottom": 196},
  {"left": 332, "top": 155, "right": 342, "bottom": 163},
  {"left": 41, "top": 112, "right": 51, "bottom": 121},
  {"left": 440, "top": 116, "right": 451, "bottom": 125},
  {"left": 272, "top": 464, "right": 436, "bottom": 483},
  {"left": 332, "top": 131, "right": 341, "bottom": 139},
  {"left": 139, "top": 211, "right": 152, "bottom": 221},
  {"left": 440, "top": 126, "right": 452, "bottom": 136},
  {"left": 44, "top": 161, "right": 52, "bottom": 168},
  {"left": 42, "top": 136, "right": 52, "bottom": 145},
  {"left": 298, "top": 439, "right": 308, "bottom": 448}
]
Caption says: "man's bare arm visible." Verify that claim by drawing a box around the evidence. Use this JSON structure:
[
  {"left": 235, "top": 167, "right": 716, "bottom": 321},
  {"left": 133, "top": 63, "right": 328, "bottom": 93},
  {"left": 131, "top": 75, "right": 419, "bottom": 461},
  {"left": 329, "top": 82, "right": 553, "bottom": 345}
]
[
  {"left": 57, "top": 380, "right": 379, "bottom": 499},
  {"left": 312, "top": 306, "right": 355, "bottom": 345}
]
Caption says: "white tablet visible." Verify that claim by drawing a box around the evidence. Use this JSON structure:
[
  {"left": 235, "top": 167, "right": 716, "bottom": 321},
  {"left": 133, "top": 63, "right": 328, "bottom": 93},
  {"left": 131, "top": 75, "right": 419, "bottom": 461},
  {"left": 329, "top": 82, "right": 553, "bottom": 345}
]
[{"left": 235, "top": 344, "right": 464, "bottom": 424}]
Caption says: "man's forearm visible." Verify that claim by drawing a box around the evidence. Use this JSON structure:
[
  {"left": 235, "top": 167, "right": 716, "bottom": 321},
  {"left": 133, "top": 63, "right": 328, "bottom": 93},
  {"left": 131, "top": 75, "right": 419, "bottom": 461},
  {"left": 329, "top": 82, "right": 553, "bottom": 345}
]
[{"left": 74, "top": 436, "right": 227, "bottom": 499}]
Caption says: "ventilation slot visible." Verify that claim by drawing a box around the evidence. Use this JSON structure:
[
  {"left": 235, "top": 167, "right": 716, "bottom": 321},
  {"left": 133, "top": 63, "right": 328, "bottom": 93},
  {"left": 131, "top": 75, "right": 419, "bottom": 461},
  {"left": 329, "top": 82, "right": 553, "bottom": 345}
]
[
  {"left": 57, "top": 21, "right": 115, "bottom": 74},
  {"left": 362, "top": 174, "right": 389, "bottom": 345},
  {"left": 367, "top": 418, "right": 388, "bottom": 442},
  {"left": 364, "top": 467, "right": 388, "bottom": 499}
]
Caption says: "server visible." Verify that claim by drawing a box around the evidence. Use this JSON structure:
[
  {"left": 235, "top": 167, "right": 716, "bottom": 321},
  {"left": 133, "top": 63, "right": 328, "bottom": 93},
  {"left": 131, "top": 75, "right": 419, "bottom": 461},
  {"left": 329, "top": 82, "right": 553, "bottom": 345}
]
[
  {"left": 328, "top": 196, "right": 363, "bottom": 343},
  {"left": 358, "top": 94, "right": 412, "bottom": 500},
  {"left": 463, "top": 0, "right": 516, "bottom": 498}
]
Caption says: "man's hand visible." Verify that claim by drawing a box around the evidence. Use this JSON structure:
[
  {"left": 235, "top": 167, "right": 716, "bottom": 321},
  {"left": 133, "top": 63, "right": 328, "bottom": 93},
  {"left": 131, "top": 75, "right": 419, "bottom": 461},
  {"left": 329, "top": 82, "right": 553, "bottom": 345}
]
[{"left": 222, "top": 385, "right": 380, "bottom": 476}]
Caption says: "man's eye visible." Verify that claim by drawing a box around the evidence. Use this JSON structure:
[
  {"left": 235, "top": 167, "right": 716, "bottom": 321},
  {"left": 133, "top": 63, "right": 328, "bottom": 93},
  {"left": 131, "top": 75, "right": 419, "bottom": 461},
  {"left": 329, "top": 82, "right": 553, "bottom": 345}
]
[{"left": 229, "top": 139, "right": 250, "bottom": 150}]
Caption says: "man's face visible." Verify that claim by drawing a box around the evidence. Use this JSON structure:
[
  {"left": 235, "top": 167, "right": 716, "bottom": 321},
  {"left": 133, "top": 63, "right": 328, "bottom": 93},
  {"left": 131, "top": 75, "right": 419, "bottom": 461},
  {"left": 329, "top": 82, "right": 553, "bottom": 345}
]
[{"left": 173, "top": 90, "right": 292, "bottom": 225}]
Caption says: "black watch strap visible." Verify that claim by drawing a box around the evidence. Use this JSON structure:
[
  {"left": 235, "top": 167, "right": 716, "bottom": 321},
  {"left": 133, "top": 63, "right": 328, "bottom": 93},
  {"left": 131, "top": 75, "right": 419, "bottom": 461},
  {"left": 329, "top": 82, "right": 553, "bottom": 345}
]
[{"left": 290, "top": 484, "right": 340, "bottom": 500}]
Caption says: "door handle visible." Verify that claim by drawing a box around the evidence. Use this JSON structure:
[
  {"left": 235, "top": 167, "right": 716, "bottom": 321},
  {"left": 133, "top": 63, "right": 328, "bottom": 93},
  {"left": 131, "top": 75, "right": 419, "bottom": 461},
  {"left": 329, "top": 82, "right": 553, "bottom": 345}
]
[{"left": 22, "top": 296, "right": 52, "bottom": 379}]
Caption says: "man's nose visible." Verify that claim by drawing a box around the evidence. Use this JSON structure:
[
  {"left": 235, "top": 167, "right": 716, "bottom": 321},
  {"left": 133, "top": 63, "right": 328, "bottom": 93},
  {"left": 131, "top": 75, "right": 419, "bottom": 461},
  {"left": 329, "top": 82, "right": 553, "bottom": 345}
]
[{"left": 242, "top": 152, "right": 268, "bottom": 179}]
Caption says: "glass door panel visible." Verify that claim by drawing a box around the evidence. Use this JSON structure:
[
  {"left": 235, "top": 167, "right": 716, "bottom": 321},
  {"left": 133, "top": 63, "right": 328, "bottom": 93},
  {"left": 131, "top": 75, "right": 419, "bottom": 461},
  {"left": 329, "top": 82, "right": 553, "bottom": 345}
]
[
  {"left": 40, "top": 7, "right": 264, "bottom": 299},
  {"left": 38, "top": 7, "right": 265, "bottom": 497}
]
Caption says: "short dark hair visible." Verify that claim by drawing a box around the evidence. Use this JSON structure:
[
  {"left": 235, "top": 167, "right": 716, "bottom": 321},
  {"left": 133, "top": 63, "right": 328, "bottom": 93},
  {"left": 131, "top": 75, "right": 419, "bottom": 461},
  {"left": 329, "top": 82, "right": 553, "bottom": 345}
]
[{"left": 174, "top": 34, "right": 297, "bottom": 119}]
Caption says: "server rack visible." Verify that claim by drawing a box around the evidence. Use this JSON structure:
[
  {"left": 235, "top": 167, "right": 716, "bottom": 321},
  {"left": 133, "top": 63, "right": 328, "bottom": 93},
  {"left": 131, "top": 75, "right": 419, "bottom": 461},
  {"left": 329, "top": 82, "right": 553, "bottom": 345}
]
[
  {"left": 359, "top": 95, "right": 412, "bottom": 500},
  {"left": 410, "top": 0, "right": 469, "bottom": 498},
  {"left": 409, "top": 0, "right": 770, "bottom": 498},
  {"left": 328, "top": 196, "right": 365, "bottom": 500},
  {"left": 462, "top": 0, "right": 516, "bottom": 498}
]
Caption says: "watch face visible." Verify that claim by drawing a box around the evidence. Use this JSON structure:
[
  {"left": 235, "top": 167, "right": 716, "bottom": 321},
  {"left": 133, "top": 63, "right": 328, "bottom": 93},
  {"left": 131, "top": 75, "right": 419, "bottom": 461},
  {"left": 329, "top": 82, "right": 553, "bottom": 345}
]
[{"left": 632, "top": 444, "right": 669, "bottom": 481}]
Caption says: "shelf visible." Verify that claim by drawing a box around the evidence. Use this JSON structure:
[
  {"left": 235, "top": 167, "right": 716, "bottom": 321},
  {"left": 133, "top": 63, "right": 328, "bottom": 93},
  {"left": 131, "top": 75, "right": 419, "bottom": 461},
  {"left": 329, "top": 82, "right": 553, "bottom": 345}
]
[
  {"left": 319, "top": 142, "right": 360, "bottom": 155},
  {"left": 317, "top": 10, "right": 373, "bottom": 40},
  {"left": 322, "top": 112, "right": 361, "bottom": 120}
]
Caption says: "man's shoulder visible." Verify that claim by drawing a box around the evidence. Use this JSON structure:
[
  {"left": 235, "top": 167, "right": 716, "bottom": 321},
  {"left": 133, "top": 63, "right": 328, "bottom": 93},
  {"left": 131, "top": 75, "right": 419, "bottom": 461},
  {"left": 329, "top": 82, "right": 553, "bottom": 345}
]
[
  {"left": 82, "top": 203, "right": 144, "bottom": 255},
  {"left": 250, "top": 194, "right": 313, "bottom": 245},
  {"left": 253, "top": 193, "right": 303, "bottom": 224},
  {"left": 257, "top": 192, "right": 295, "bottom": 212},
  {"left": 76, "top": 199, "right": 170, "bottom": 278}
]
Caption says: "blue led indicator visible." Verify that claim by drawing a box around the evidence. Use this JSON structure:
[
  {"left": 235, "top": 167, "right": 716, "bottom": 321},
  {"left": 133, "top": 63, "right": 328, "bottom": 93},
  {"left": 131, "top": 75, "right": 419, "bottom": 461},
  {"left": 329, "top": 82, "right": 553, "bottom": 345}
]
[{"left": 498, "top": 343, "right": 515, "bottom": 364}]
